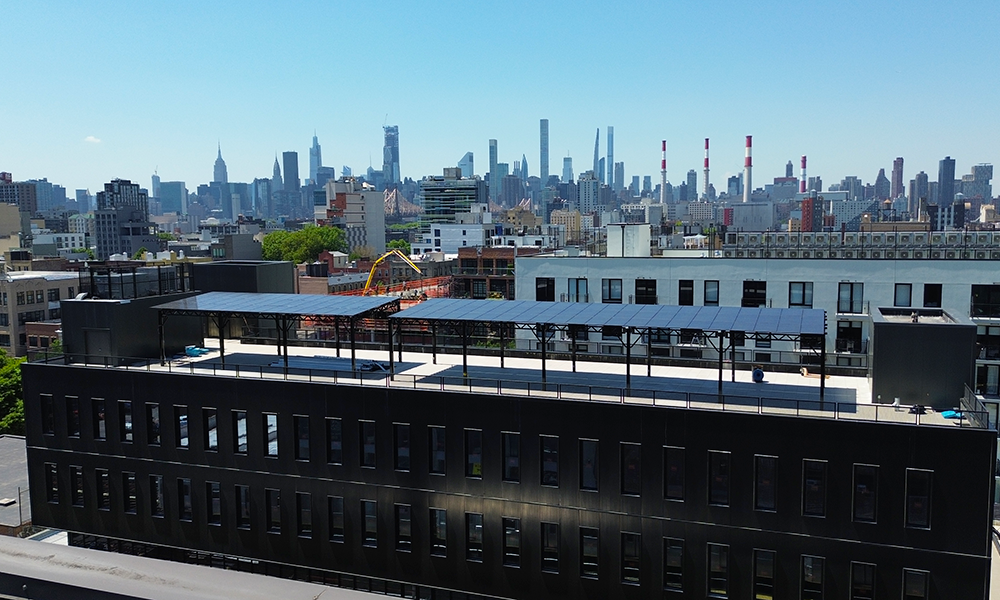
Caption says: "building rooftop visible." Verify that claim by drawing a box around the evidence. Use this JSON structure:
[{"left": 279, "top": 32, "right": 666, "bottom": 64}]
[
  {"left": 0, "top": 435, "right": 28, "bottom": 530},
  {"left": 6, "top": 271, "right": 78, "bottom": 282}
]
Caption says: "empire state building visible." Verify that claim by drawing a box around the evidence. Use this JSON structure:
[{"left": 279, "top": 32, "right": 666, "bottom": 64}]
[{"left": 213, "top": 143, "right": 228, "bottom": 184}]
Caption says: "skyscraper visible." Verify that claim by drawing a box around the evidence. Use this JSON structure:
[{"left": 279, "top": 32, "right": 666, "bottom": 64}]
[
  {"left": 282, "top": 152, "right": 300, "bottom": 192},
  {"left": 938, "top": 156, "right": 956, "bottom": 207},
  {"left": 598, "top": 158, "right": 605, "bottom": 185},
  {"left": 686, "top": 170, "right": 697, "bottom": 197},
  {"left": 488, "top": 139, "right": 498, "bottom": 202},
  {"left": 539, "top": 119, "right": 549, "bottom": 184},
  {"left": 382, "top": 126, "right": 400, "bottom": 186},
  {"left": 309, "top": 133, "right": 322, "bottom": 184},
  {"left": 614, "top": 162, "right": 624, "bottom": 193},
  {"left": 213, "top": 144, "right": 228, "bottom": 184},
  {"left": 272, "top": 155, "right": 283, "bottom": 192},
  {"left": 785, "top": 161, "right": 793, "bottom": 178},
  {"left": 910, "top": 171, "right": 929, "bottom": 215},
  {"left": 151, "top": 173, "right": 161, "bottom": 199},
  {"left": 592, "top": 129, "right": 600, "bottom": 179},
  {"left": 457, "top": 152, "right": 474, "bottom": 178},
  {"left": 961, "top": 164, "right": 993, "bottom": 201},
  {"left": 607, "top": 126, "right": 614, "bottom": 191},
  {"left": 519, "top": 154, "right": 528, "bottom": 181},
  {"left": 874, "top": 168, "right": 891, "bottom": 200},
  {"left": 562, "top": 157, "right": 573, "bottom": 184},
  {"left": 891, "top": 157, "right": 904, "bottom": 199},
  {"left": 94, "top": 179, "right": 157, "bottom": 260}
]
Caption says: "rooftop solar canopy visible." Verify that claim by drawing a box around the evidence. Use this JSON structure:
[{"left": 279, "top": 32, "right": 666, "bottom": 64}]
[
  {"left": 153, "top": 291, "right": 398, "bottom": 318},
  {"left": 392, "top": 298, "right": 826, "bottom": 336}
]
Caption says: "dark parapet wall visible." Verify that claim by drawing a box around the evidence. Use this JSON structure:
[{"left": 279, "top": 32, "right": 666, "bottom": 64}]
[{"left": 190, "top": 261, "right": 295, "bottom": 294}]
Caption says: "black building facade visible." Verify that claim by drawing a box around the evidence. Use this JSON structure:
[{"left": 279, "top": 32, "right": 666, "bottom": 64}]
[{"left": 24, "top": 362, "right": 995, "bottom": 599}]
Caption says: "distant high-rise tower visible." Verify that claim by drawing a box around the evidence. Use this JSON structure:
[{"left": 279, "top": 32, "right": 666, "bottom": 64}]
[
  {"left": 539, "top": 119, "right": 549, "bottom": 184},
  {"left": 874, "top": 168, "right": 891, "bottom": 200},
  {"left": 457, "top": 152, "right": 474, "bottom": 178},
  {"left": 598, "top": 158, "right": 606, "bottom": 185},
  {"left": 282, "top": 151, "right": 300, "bottom": 192},
  {"left": 151, "top": 173, "right": 161, "bottom": 199},
  {"left": 272, "top": 155, "right": 283, "bottom": 192},
  {"left": 213, "top": 144, "right": 228, "bottom": 184},
  {"left": 891, "top": 157, "right": 904, "bottom": 199},
  {"left": 937, "top": 156, "right": 956, "bottom": 207},
  {"left": 383, "top": 126, "right": 400, "bottom": 186},
  {"left": 606, "top": 126, "right": 614, "bottom": 191},
  {"left": 910, "top": 171, "right": 929, "bottom": 215},
  {"left": 785, "top": 161, "right": 793, "bottom": 178},
  {"left": 520, "top": 154, "right": 528, "bottom": 181},
  {"left": 962, "top": 164, "right": 994, "bottom": 200},
  {"left": 592, "top": 129, "right": 600, "bottom": 179},
  {"left": 686, "top": 170, "right": 697, "bottom": 198},
  {"left": 309, "top": 133, "right": 322, "bottom": 184},
  {"left": 562, "top": 157, "right": 573, "bottom": 184},
  {"left": 488, "top": 139, "right": 498, "bottom": 202},
  {"left": 614, "top": 162, "right": 625, "bottom": 193}
]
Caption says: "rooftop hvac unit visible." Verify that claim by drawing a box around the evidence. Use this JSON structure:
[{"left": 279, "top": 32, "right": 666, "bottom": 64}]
[
  {"left": 913, "top": 250, "right": 923, "bottom": 259},
  {"left": 799, "top": 251, "right": 808, "bottom": 258},
  {"left": 813, "top": 251, "right": 823, "bottom": 258},
  {"left": 885, "top": 251, "right": 894, "bottom": 259},
  {"left": 991, "top": 251, "right": 1000, "bottom": 259},
  {"left": 844, "top": 250, "right": 854, "bottom": 258},
  {"left": 946, "top": 251, "right": 956, "bottom": 259},
  {"left": 899, "top": 250, "right": 909, "bottom": 259},
  {"left": 736, "top": 250, "right": 745, "bottom": 258},
  {"left": 931, "top": 250, "right": 941, "bottom": 259},
  {"left": 976, "top": 251, "right": 986, "bottom": 259},
  {"left": 723, "top": 250, "right": 734, "bottom": 258}
]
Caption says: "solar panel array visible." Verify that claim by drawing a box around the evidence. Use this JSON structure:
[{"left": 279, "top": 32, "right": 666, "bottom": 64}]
[{"left": 153, "top": 292, "right": 397, "bottom": 318}]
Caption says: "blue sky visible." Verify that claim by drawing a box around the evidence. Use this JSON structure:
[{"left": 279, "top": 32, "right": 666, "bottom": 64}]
[{"left": 2, "top": 0, "right": 997, "bottom": 194}]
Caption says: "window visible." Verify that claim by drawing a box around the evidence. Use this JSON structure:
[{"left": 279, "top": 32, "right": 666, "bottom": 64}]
[
  {"left": 428, "top": 508, "right": 448, "bottom": 556},
  {"left": 707, "top": 543, "right": 729, "bottom": 597},
  {"left": 40, "top": 394, "right": 54, "bottom": 434},
  {"left": 541, "top": 522, "right": 560, "bottom": 573},
  {"left": 665, "top": 446, "right": 685, "bottom": 501},
  {"left": 233, "top": 410, "right": 247, "bottom": 454},
  {"left": 902, "top": 569, "right": 929, "bottom": 600},
  {"left": 264, "top": 413, "right": 278, "bottom": 457},
  {"left": 755, "top": 334, "right": 772, "bottom": 349},
  {"left": 297, "top": 492, "right": 312, "bottom": 537},
  {"left": 850, "top": 562, "right": 875, "bottom": 600},
  {"left": 328, "top": 496, "right": 345, "bottom": 542},
  {"left": 15, "top": 292, "right": 23, "bottom": 305},
  {"left": 502, "top": 517, "right": 520, "bottom": 567},
  {"left": 395, "top": 504, "right": 412, "bottom": 551},
  {"left": 923, "top": 283, "right": 942, "bottom": 308},
  {"left": 664, "top": 538, "right": 684, "bottom": 592},
  {"left": 678, "top": 280, "right": 694, "bottom": 305},
  {"left": 803, "top": 460, "right": 827, "bottom": 517},
  {"left": 853, "top": 464, "right": 878, "bottom": 523},
  {"left": 579, "top": 439, "right": 599, "bottom": 491},
  {"left": 175, "top": 405, "right": 189, "bottom": 448},
  {"left": 237, "top": 485, "right": 252, "bottom": 529},
  {"left": 742, "top": 280, "right": 767, "bottom": 308},
  {"left": 838, "top": 282, "right": 864, "bottom": 313},
  {"left": 145, "top": 403, "right": 159, "bottom": 445},
  {"left": 178, "top": 478, "right": 192, "bottom": 521},
  {"left": 326, "top": 417, "right": 342, "bottom": 464},
  {"left": 357, "top": 421, "right": 375, "bottom": 467},
  {"left": 602, "top": 278, "right": 623, "bottom": 303},
  {"left": 362, "top": 499, "right": 377, "bottom": 547},
  {"left": 569, "top": 278, "right": 588, "bottom": 302},
  {"left": 97, "top": 469, "right": 110, "bottom": 510},
  {"left": 535, "top": 277, "right": 555, "bottom": 302},
  {"left": 541, "top": 435, "right": 559, "bottom": 486},
  {"left": 465, "top": 429, "right": 482, "bottom": 478},
  {"left": 801, "top": 555, "right": 824, "bottom": 600},
  {"left": 123, "top": 472, "right": 137, "bottom": 514},
  {"left": 204, "top": 408, "right": 218, "bottom": 451},
  {"left": 704, "top": 280, "right": 720, "bottom": 306},
  {"left": 45, "top": 463, "right": 58, "bottom": 503},
  {"left": 48, "top": 289, "right": 59, "bottom": 302},
  {"left": 118, "top": 400, "right": 133, "bottom": 442},
  {"left": 149, "top": 475, "right": 164, "bottom": 517},
  {"left": 502, "top": 432, "right": 520, "bottom": 482},
  {"left": 754, "top": 455, "right": 777, "bottom": 511},
  {"left": 635, "top": 279, "right": 657, "bottom": 304},
  {"left": 68, "top": 465, "right": 83, "bottom": 507},
  {"left": 266, "top": 489, "right": 281, "bottom": 533},
  {"left": 429, "top": 426, "right": 446, "bottom": 474},
  {"left": 708, "top": 451, "right": 730, "bottom": 506},
  {"left": 207, "top": 482, "right": 221, "bottom": 525},
  {"left": 575, "top": 527, "right": 598, "bottom": 578},
  {"left": 620, "top": 442, "right": 641, "bottom": 495},
  {"left": 905, "top": 469, "right": 932, "bottom": 529},
  {"left": 621, "top": 532, "right": 640, "bottom": 585},
  {"left": 753, "top": 550, "right": 775, "bottom": 599},
  {"left": 466, "top": 512, "right": 484, "bottom": 561},
  {"left": 294, "top": 415, "right": 309, "bottom": 460},
  {"left": 894, "top": 283, "right": 912, "bottom": 307},
  {"left": 387, "top": 423, "right": 409, "bottom": 471},
  {"left": 789, "top": 282, "right": 814, "bottom": 308}
]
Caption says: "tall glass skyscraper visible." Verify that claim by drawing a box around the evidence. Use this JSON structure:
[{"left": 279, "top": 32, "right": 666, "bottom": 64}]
[
  {"left": 539, "top": 119, "right": 549, "bottom": 184},
  {"left": 383, "top": 126, "right": 400, "bottom": 186}
]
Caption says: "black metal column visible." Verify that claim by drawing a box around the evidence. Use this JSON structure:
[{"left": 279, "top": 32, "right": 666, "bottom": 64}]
[
  {"left": 571, "top": 329, "right": 577, "bottom": 373},
  {"left": 625, "top": 327, "right": 632, "bottom": 391},
  {"left": 718, "top": 331, "right": 725, "bottom": 401},
  {"left": 820, "top": 335, "right": 826, "bottom": 404},
  {"left": 388, "top": 318, "right": 394, "bottom": 375},
  {"left": 498, "top": 323, "right": 505, "bottom": 369},
  {"left": 397, "top": 319, "right": 403, "bottom": 363},
  {"left": 158, "top": 312, "right": 166, "bottom": 366},
  {"left": 350, "top": 318, "right": 357, "bottom": 372},
  {"left": 731, "top": 332, "right": 736, "bottom": 382},
  {"left": 431, "top": 322, "right": 437, "bottom": 365},
  {"left": 539, "top": 324, "right": 547, "bottom": 384},
  {"left": 647, "top": 328, "right": 653, "bottom": 377},
  {"left": 281, "top": 317, "right": 289, "bottom": 374},
  {"left": 462, "top": 321, "right": 468, "bottom": 378},
  {"left": 334, "top": 316, "right": 341, "bottom": 357},
  {"left": 217, "top": 315, "right": 227, "bottom": 367}
]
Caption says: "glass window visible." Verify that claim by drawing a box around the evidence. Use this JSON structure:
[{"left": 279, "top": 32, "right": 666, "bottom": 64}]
[
  {"left": 709, "top": 451, "right": 730, "bottom": 506},
  {"left": 429, "top": 508, "right": 447, "bottom": 556},
  {"left": 923, "top": 283, "right": 942, "bottom": 308},
  {"left": 801, "top": 460, "right": 827, "bottom": 517},
  {"left": 207, "top": 482, "right": 221, "bottom": 525},
  {"left": 118, "top": 400, "right": 132, "bottom": 442},
  {"left": 665, "top": 446, "right": 685, "bottom": 501},
  {"left": 465, "top": 429, "right": 482, "bottom": 478},
  {"left": 294, "top": 415, "right": 309, "bottom": 460},
  {"left": 67, "top": 465, "right": 83, "bottom": 507},
  {"left": 704, "top": 280, "right": 720, "bottom": 306},
  {"left": 541, "top": 522, "right": 560, "bottom": 573},
  {"left": 264, "top": 413, "right": 278, "bottom": 457},
  {"left": 621, "top": 532, "right": 640, "bottom": 585},
  {"left": 753, "top": 550, "right": 775, "bottom": 599},
  {"left": 635, "top": 279, "right": 657, "bottom": 304},
  {"left": 621, "top": 442, "right": 641, "bottom": 495},
  {"left": 97, "top": 469, "right": 110, "bottom": 510},
  {"left": 895, "top": 283, "right": 912, "bottom": 307},
  {"left": 40, "top": 394, "right": 54, "bottom": 434},
  {"left": 905, "top": 469, "right": 932, "bottom": 528},
  {"left": 801, "top": 555, "right": 824, "bottom": 600},
  {"left": 708, "top": 543, "right": 729, "bottom": 597},
  {"left": 395, "top": 504, "right": 412, "bottom": 551},
  {"left": 266, "top": 488, "right": 280, "bottom": 533},
  {"left": 175, "top": 405, "right": 188, "bottom": 449},
  {"left": 429, "top": 426, "right": 446, "bottom": 474},
  {"left": 232, "top": 410, "right": 247, "bottom": 454},
  {"left": 742, "top": 280, "right": 767, "bottom": 308},
  {"left": 178, "top": 478, "right": 192, "bottom": 521},
  {"left": 66, "top": 396, "right": 80, "bottom": 438},
  {"left": 236, "top": 485, "right": 251, "bottom": 529},
  {"left": 149, "top": 475, "right": 164, "bottom": 517},
  {"left": 838, "top": 282, "right": 864, "bottom": 313},
  {"left": 580, "top": 527, "right": 599, "bottom": 578},
  {"left": 535, "top": 277, "right": 555, "bottom": 302},
  {"left": 502, "top": 432, "right": 520, "bottom": 482},
  {"left": 502, "top": 517, "right": 520, "bottom": 567},
  {"left": 664, "top": 538, "right": 684, "bottom": 591},
  {"left": 145, "top": 403, "right": 159, "bottom": 445},
  {"left": 602, "top": 278, "right": 623, "bottom": 304},
  {"left": 902, "top": 569, "right": 929, "bottom": 600},
  {"left": 326, "top": 417, "right": 342, "bottom": 464},
  {"left": 755, "top": 455, "right": 777, "bottom": 511},
  {"left": 679, "top": 280, "right": 694, "bottom": 305},
  {"left": 579, "top": 439, "right": 599, "bottom": 491},
  {"left": 569, "top": 278, "right": 589, "bottom": 302},
  {"left": 853, "top": 464, "right": 878, "bottom": 523},
  {"left": 850, "top": 562, "right": 875, "bottom": 600},
  {"left": 789, "top": 282, "right": 814, "bottom": 308},
  {"left": 362, "top": 499, "right": 377, "bottom": 547},
  {"left": 466, "top": 512, "right": 484, "bottom": 561},
  {"left": 328, "top": 496, "right": 344, "bottom": 542},
  {"left": 122, "top": 472, "right": 136, "bottom": 514},
  {"left": 297, "top": 492, "right": 312, "bottom": 537},
  {"left": 204, "top": 408, "right": 218, "bottom": 451},
  {"left": 541, "top": 435, "right": 559, "bottom": 486},
  {"left": 394, "top": 423, "right": 410, "bottom": 471},
  {"left": 44, "top": 463, "right": 58, "bottom": 503}
]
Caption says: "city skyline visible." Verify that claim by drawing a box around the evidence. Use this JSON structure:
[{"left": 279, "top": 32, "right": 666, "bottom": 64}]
[{"left": 2, "top": 1, "right": 997, "bottom": 193}]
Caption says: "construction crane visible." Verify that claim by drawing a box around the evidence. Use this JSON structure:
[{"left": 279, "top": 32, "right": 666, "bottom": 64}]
[{"left": 363, "top": 249, "right": 421, "bottom": 295}]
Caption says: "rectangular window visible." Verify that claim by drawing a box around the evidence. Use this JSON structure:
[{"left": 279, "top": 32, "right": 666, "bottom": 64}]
[
  {"left": 93, "top": 399, "right": 106, "bottom": 440},
  {"left": 466, "top": 512, "right": 484, "bottom": 561},
  {"left": 123, "top": 472, "right": 136, "bottom": 514},
  {"left": 580, "top": 439, "right": 599, "bottom": 491},
  {"left": 360, "top": 420, "right": 376, "bottom": 468},
  {"left": 569, "top": 278, "right": 588, "bottom": 302},
  {"left": 541, "top": 522, "right": 560, "bottom": 573},
  {"left": 232, "top": 410, "right": 247, "bottom": 454},
  {"left": 742, "top": 280, "right": 767, "bottom": 308},
  {"left": 236, "top": 485, "right": 251, "bottom": 529},
  {"left": 664, "top": 538, "right": 684, "bottom": 591},
  {"left": 429, "top": 426, "right": 446, "bottom": 474},
  {"left": 69, "top": 465, "right": 83, "bottom": 507},
  {"left": 207, "top": 482, "right": 221, "bottom": 525},
  {"left": 635, "top": 279, "right": 657, "bottom": 304},
  {"left": 149, "top": 475, "right": 164, "bottom": 517},
  {"left": 853, "top": 464, "right": 878, "bottom": 523},
  {"left": 923, "top": 283, "right": 942, "bottom": 308},
  {"left": 65, "top": 396, "right": 80, "bottom": 438},
  {"left": 580, "top": 527, "right": 599, "bottom": 578},
  {"left": 395, "top": 504, "right": 412, "bottom": 551},
  {"left": 502, "top": 517, "right": 520, "bottom": 567},
  {"left": 362, "top": 499, "right": 377, "bottom": 547},
  {"left": 902, "top": 569, "right": 929, "bottom": 600},
  {"left": 394, "top": 423, "right": 410, "bottom": 471},
  {"left": 145, "top": 403, "right": 159, "bottom": 446},
  {"left": 465, "top": 429, "right": 482, "bottom": 478},
  {"left": 838, "top": 282, "right": 864, "bottom": 313},
  {"left": 97, "top": 469, "right": 110, "bottom": 510},
  {"left": 707, "top": 543, "right": 729, "bottom": 597},
  {"left": 894, "top": 283, "right": 912, "bottom": 307},
  {"left": 328, "top": 496, "right": 345, "bottom": 542},
  {"left": 704, "top": 280, "right": 720, "bottom": 306},
  {"left": 754, "top": 550, "right": 775, "bottom": 600},
  {"left": 541, "top": 435, "right": 559, "bottom": 486},
  {"left": 429, "top": 508, "right": 447, "bottom": 556},
  {"left": 850, "top": 562, "right": 876, "bottom": 600},
  {"left": 905, "top": 469, "right": 932, "bottom": 529},
  {"left": 326, "top": 417, "right": 343, "bottom": 464},
  {"left": 665, "top": 446, "right": 685, "bottom": 501},
  {"left": 708, "top": 451, "right": 730, "bottom": 506},
  {"left": 294, "top": 415, "right": 309, "bottom": 461},
  {"left": 789, "top": 282, "right": 814, "bottom": 308},
  {"left": 754, "top": 455, "right": 777, "bottom": 511},
  {"left": 801, "top": 555, "right": 824, "bottom": 600},
  {"left": 678, "top": 279, "right": 694, "bottom": 305},
  {"left": 204, "top": 408, "right": 218, "bottom": 451},
  {"left": 602, "top": 278, "right": 623, "bottom": 304},
  {"left": 502, "top": 432, "right": 520, "bottom": 482},
  {"left": 620, "top": 442, "right": 641, "bottom": 495},
  {"left": 803, "top": 460, "right": 827, "bottom": 517},
  {"left": 297, "top": 492, "right": 312, "bottom": 538},
  {"left": 44, "top": 462, "right": 58, "bottom": 503},
  {"left": 15, "top": 292, "right": 23, "bottom": 305},
  {"left": 266, "top": 489, "right": 281, "bottom": 533},
  {"left": 535, "top": 277, "right": 555, "bottom": 302},
  {"left": 264, "top": 413, "right": 278, "bottom": 457},
  {"left": 175, "top": 405, "right": 188, "bottom": 448},
  {"left": 621, "top": 532, "right": 640, "bottom": 585},
  {"left": 178, "top": 478, "right": 192, "bottom": 521}
]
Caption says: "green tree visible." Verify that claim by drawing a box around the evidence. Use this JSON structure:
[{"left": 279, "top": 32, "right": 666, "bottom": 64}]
[
  {"left": 71, "top": 248, "right": 96, "bottom": 260},
  {"left": 261, "top": 226, "right": 347, "bottom": 263},
  {"left": 0, "top": 351, "right": 25, "bottom": 435},
  {"left": 132, "top": 247, "right": 150, "bottom": 260},
  {"left": 387, "top": 238, "right": 411, "bottom": 254}
]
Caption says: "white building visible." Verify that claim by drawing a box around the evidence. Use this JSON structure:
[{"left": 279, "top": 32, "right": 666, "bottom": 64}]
[{"left": 412, "top": 223, "right": 488, "bottom": 256}]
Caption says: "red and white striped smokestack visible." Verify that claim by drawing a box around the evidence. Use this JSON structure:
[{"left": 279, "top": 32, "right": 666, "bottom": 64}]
[
  {"left": 703, "top": 138, "right": 710, "bottom": 201},
  {"left": 660, "top": 140, "right": 667, "bottom": 203},
  {"left": 800, "top": 155, "right": 807, "bottom": 193},
  {"left": 743, "top": 135, "right": 752, "bottom": 203}
]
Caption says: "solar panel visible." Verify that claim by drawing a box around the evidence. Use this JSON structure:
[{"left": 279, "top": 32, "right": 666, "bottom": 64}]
[{"left": 153, "top": 292, "right": 397, "bottom": 318}]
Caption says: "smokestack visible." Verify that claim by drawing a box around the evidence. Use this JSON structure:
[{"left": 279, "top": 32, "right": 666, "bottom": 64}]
[
  {"left": 743, "top": 135, "right": 752, "bottom": 203},
  {"left": 660, "top": 140, "right": 667, "bottom": 203},
  {"left": 800, "top": 155, "right": 807, "bottom": 193},
  {"left": 703, "top": 138, "right": 710, "bottom": 201}
]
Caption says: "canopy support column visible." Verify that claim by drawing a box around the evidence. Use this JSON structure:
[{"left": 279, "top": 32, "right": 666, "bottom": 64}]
[
  {"left": 540, "top": 324, "right": 548, "bottom": 383},
  {"left": 388, "top": 319, "right": 394, "bottom": 375},
  {"left": 350, "top": 317, "right": 357, "bottom": 372},
  {"left": 625, "top": 327, "right": 632, "bottom": 391},
  {"left": 718, "top": 331, "right": 726, "bottom": 402},
  {"left": 571, "top": 328, "right": 577, "bottom": 373},
  {"left": 646, "top": 328, "right": 653, "bottom": 377},
  {"left": 334, "top": 316, "right": 341, "bottom": 357},
  {"left": 397, "top": 319, "right": 403, "bottom": 363},
  {"left": 731, "top": 332, "right": 737, "bottom": 382},
  {"left": 158, "top": 311, "right": 166, "bottom": 366},
  {"left": 498, "top": 323, "right": 505, "bottom": 369},
  {"left": 462, "top": 321, "right": 469, "bottom": 378},
  {"left": 819, "top": 334, "right": 827, "bottom": 404},
  {"left": 431, "top": 322, "right": 437, "bottom": 365},
  {"left": 216, "top": 314, "right": 227, "bottom": 368}
]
